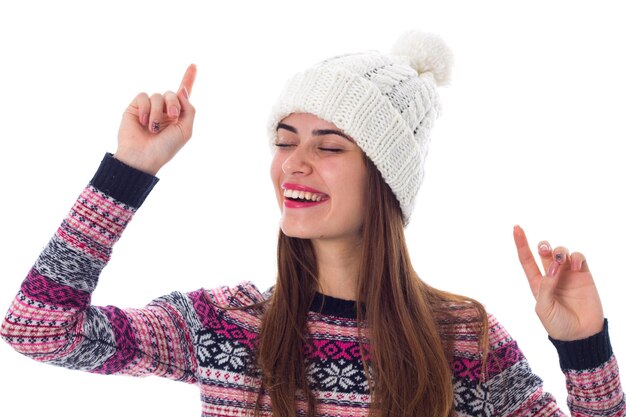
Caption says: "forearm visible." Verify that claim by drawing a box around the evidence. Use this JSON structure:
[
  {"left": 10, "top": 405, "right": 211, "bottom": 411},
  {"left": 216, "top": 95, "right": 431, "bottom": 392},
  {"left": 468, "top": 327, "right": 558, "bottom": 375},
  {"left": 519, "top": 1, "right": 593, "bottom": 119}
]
[{"left": 1, "top": 153, "right": 158, "bottom": 366}]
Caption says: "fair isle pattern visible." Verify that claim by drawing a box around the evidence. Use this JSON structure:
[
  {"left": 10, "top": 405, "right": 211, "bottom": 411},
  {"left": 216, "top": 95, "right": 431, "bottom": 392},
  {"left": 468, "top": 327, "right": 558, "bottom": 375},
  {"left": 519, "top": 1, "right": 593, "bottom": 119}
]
[
  {"left": 565, "top": 357, "right": 623, "bottom": 416},
  {"left": 2, "top": 184, "right": 626, "bottom": 417},
  {"left": 305, "top": 312, "right": 373, "bottom": 413}
]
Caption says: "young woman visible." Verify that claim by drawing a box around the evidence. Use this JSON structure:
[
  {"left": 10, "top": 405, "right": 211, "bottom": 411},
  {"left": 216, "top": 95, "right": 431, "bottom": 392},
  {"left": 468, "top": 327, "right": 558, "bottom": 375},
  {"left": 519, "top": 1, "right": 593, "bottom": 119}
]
[{"left": 2, "top": 31, "right": 623, "bottom": 417}]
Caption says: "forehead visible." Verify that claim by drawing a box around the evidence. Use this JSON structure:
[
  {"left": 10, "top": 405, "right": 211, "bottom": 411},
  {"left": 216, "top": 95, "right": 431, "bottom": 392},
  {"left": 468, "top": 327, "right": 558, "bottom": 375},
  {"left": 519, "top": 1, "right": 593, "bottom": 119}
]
[{"left": 279, "top": 113, "right": 340, "bottom": 131}]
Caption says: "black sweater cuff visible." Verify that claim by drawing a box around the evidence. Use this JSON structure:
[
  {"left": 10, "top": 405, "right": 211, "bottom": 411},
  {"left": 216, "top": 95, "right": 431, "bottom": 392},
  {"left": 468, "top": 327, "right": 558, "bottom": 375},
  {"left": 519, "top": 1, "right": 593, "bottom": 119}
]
[
  {"left": 549, "top": 319, "right": 612, "bottom": 371},
  {"left": 89, "top": 153, "right": 159, "bottom": 209}
]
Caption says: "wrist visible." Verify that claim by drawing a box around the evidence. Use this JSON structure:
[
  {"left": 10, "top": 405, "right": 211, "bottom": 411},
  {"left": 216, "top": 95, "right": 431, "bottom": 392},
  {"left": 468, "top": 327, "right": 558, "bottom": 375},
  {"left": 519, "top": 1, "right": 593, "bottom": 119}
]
[
  {"left": 113, "top": 149, "right": 161, "bottom": 176},
  {"left": 549, "top": 319, "right": 612, "bottom": 371},
  {"left": 91, "top": 153, "right": 160, "bottom": 208}
]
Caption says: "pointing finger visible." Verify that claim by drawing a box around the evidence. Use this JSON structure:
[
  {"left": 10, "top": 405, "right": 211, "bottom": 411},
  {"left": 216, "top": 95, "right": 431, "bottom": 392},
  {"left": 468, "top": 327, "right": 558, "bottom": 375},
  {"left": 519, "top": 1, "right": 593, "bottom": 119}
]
[
  {"left": 179, "top": 64, "right": 197, "bottom": 97},
  {"left": 513, "top": 225, "right": 543, "bottom": 299}
]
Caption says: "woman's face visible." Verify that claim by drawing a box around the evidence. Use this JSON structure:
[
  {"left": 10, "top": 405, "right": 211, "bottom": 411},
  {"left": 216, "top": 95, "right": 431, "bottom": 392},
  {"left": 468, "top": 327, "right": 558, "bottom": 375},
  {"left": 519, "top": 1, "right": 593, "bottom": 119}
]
[{"left": 270, "top": 113, "right": 368, "bottom": 243}]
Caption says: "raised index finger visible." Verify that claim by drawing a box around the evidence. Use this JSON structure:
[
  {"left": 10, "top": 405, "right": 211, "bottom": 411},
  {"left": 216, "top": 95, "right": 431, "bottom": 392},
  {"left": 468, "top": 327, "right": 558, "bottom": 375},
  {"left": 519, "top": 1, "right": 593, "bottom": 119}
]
[
  {"left": 513, "top": 225, "right": 543, "bottom": 298},
  {"left": 179, "top": 64, "right": 197, "bottom": 97}
]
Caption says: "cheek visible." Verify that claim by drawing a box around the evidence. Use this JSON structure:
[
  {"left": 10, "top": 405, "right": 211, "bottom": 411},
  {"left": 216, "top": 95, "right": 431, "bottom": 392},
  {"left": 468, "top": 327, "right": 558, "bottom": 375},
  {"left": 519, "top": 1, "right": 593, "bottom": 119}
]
[
  {"left": 270, "top": 155, "right": 284, "bottom": 204},
  {"left": 352, "top": 165, "right": 369, "bottom": 215},
  {"left": 340, "top": 159, "right": 368, "bottom": 193},
  {"left": 270, "top": 154, "right": 282, "bottom": 184},
  {"left": 332, "top": 164, "right": 368, "bottom": 212}
]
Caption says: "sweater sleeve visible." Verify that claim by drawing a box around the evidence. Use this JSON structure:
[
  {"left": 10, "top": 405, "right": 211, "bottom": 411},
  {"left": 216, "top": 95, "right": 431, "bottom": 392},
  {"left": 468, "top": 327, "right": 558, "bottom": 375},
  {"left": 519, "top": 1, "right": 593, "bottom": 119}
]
[
  {"left": 549, "top": 321, "right": 624, "bottom": 416},
  {"left": 483, "top": 315, "right": 625, "bottom": 416},
  {"left": 0, "top": 153, "right": 198, "bottom": 383}
]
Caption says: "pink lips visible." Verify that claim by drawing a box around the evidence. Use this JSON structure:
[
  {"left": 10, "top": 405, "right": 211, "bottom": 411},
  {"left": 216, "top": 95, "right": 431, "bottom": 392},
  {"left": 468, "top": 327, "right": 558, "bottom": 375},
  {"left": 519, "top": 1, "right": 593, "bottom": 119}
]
[
  {"left": 282, "top": 182, "right": 326, "bottom": 194},
  {"left": 282, "top": 182, "right": 329, "bottom": 209}
]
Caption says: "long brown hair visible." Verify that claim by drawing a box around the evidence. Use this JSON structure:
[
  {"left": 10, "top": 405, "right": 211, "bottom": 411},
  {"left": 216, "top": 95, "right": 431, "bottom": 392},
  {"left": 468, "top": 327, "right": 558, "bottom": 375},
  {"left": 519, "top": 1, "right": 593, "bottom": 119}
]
[{"left": 255, "top": 155, "right": 489, "bottom": 417}]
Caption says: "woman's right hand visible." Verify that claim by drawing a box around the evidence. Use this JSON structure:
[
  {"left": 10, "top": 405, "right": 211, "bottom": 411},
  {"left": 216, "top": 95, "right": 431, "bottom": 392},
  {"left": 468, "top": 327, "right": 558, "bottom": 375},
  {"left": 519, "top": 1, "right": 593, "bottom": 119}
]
[{"left": 114, "top": 64, "right": 197, "bottom": 175}]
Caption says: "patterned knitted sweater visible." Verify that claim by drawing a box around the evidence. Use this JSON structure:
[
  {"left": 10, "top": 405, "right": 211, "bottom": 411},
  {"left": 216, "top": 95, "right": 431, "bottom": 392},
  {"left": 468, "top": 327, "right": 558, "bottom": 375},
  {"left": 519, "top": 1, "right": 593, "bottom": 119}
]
[{"left": 2, "top": 153, "right": 624, "bottom": 417}]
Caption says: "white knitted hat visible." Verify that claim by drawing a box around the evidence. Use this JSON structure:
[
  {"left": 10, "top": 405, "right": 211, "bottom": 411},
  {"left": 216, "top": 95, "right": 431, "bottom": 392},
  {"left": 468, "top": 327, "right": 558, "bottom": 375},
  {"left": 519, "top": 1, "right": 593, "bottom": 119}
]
[{"left": 267, "top": 30, "right": 453, "bottom": 225}]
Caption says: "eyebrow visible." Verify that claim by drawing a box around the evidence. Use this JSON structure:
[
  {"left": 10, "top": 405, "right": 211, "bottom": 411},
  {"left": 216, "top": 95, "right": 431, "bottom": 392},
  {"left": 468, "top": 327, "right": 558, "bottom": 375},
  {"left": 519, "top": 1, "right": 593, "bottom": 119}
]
[{"left": 277, "top": 122, "right": 354, "bottom": 142}]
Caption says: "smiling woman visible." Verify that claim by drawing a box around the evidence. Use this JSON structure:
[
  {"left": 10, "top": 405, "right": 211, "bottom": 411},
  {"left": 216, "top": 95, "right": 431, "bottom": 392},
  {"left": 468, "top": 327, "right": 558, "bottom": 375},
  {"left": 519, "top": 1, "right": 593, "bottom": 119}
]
[
  {"left": 271, "top": 113, "right": 368, "bottom": 246},
  {"left": 1, "top": 27, "right": 624, "bottom": 417}
]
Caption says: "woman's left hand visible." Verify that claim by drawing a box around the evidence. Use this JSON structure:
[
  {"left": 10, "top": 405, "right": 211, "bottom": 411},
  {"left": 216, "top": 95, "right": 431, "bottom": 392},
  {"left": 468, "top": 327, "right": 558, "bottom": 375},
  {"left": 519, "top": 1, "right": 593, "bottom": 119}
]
[{"left": 513, "top": 225, "right": 604, "bottom": 341}]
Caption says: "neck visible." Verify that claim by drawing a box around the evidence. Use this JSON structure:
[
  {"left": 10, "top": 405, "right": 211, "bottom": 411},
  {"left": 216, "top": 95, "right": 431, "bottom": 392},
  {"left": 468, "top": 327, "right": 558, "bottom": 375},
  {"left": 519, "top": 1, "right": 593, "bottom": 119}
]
[{"left": 311, "top": 237, "right": 362, "bottom": 301}]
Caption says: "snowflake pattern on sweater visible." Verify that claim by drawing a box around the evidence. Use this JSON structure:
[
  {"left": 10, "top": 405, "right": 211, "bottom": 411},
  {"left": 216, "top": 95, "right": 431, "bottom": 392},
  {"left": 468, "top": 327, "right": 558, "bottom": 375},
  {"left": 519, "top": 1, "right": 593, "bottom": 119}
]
[{"left": 2, "top": 153, "right": 625, "bottom": 417}]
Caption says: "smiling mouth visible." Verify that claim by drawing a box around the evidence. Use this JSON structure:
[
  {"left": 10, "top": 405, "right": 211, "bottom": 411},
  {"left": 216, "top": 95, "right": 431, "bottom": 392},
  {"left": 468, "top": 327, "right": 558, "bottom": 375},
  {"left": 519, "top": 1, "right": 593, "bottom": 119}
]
[
  {"left": 283, "top": 189, "right": 328, "bottom": 202},
  {"left": 283, "top": 188, "right": 328, "bottom": 203}
]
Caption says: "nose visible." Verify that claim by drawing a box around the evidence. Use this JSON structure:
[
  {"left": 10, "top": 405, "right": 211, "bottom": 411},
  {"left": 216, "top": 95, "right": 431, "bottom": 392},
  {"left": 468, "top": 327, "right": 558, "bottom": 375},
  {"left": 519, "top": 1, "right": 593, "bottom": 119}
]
[{"left": 282, "top": 145, "right": 312, "bottom": 176}]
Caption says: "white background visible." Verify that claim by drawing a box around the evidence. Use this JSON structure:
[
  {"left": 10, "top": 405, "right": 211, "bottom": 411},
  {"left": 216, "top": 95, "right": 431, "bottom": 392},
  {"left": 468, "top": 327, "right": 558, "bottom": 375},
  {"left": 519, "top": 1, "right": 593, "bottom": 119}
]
[{"left": 0, "top": 0, "right": 624, "bottom": 415}]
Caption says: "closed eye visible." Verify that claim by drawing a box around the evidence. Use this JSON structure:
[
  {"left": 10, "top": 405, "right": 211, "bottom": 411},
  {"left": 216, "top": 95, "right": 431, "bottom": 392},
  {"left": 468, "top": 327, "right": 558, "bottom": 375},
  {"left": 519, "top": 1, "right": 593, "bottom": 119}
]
[{"left": 319, "top": 148, "right": 342, "bottom": 153}]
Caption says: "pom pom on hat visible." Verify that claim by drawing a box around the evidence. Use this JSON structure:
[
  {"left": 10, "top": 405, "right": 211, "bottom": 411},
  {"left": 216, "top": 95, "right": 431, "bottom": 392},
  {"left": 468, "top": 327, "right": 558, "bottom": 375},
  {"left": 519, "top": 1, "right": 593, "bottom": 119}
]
[{"left": 391, "top": 30, "right": 453, "bottom": 86}]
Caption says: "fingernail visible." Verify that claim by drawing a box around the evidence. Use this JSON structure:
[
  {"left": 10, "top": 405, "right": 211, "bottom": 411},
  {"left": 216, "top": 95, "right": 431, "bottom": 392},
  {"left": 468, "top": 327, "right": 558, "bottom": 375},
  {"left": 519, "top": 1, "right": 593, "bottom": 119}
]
[
  {"left": 538, "top": 241, "right": 551, "bottom": 253},
  {"left": 140, "top": 113, "right": 148, "bottom": 126},
  {"left": 183, "top": 86, "right": 189, "bottom": 100},
  {"left": 169, "top": 106, "right": 179, "bottom": 117},
  {"left": 547, "top": 261, "right": 559, "bottom": 277},
  {"left": 152, "top": 121, "right": 160, "bottom": 133},
  {"left": 555, "top": 252, "right": 565, "bottom": 264}
]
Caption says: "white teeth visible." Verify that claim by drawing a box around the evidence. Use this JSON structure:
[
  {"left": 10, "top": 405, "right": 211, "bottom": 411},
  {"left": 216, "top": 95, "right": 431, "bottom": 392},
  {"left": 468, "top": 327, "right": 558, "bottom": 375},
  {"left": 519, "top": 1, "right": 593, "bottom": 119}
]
[{"left": 283, "top": 188, "right": 326, "bottom": 202}]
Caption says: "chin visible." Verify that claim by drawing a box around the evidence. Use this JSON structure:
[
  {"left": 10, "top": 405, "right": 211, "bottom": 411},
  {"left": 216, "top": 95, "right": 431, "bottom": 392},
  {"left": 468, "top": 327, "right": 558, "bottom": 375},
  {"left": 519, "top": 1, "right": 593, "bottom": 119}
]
[{"left": 279, "top": 223, "right": 321, "bottom": 239}]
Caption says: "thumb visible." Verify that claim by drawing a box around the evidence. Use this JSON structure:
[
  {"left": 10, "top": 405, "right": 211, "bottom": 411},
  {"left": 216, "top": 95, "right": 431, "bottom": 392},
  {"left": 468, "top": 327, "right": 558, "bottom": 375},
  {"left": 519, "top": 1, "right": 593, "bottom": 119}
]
[
  {"left": 536, "top": 265, "right": 560, "bottom": 312},
  {"left": 177, "top": 85, "right": 193, "bottom": 113}
]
